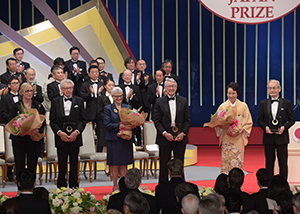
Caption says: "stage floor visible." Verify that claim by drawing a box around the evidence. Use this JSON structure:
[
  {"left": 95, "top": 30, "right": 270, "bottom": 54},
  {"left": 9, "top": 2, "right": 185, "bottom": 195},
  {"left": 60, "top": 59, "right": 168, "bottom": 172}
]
[{"left": 1, "top": 145, "right": 265, "bottom": 199}]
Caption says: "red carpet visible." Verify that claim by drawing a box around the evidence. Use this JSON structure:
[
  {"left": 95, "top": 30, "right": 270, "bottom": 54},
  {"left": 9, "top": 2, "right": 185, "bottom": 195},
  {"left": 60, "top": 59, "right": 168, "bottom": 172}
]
[{"left": 2, "top": 145, "right": 265, "bottom": 200}]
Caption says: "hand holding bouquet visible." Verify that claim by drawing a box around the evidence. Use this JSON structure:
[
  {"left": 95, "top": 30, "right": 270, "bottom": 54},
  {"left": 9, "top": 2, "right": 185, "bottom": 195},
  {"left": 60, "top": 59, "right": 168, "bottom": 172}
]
[{"left": 203, "top": 108, "right": 234, "bottom": 128}]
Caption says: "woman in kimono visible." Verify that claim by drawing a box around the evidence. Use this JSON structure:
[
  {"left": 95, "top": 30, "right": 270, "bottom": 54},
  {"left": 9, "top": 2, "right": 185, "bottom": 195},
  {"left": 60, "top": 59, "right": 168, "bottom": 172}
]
[{"left": 216, "top": 82, "right": 253, "bottom": 174}]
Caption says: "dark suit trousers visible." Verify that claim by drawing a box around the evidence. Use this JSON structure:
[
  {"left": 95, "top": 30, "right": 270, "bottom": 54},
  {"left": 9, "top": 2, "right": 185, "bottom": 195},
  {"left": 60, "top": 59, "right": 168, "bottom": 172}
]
[
  {"left": 265, "top": 143, "right": 288, "bottom": 179},
  {"left": 12, "top": 137, "right": 40, "bottom": 188},
  {"left": 159, "top": 142, "right": 186, "bottom": 184},
  {"left": 57, "top": 144, "right": 79, "bottom": 188}
]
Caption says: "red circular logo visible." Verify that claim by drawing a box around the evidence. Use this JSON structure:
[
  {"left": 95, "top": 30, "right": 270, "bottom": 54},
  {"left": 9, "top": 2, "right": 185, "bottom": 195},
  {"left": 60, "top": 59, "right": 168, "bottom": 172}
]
[{"left": 292, "top": 128, "right": 300, "bottom": 144}]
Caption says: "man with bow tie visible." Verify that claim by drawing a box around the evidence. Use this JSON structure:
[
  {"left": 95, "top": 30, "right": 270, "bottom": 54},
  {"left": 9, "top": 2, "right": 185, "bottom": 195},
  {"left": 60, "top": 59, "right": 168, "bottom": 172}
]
[
  {"left": 50, "top": 79, "right": 86, "bottom": 188},
  {"left": 0, "top": 58, "right": 26, "bottom": 86},
  {"left": 153, "top": 78, "right": 191, "bottom": 184},
  {"left": 258, "top": 79, "right": 295, "bottom": 179},
  {"left": 47, "top": 66, "right": 65, "bottom": 101},
  {"left": 96, "top": 57, "right": 114, "bottom": 83},
  {"left": 80, "top": 65, "right": 104, "bottom": 141},
  {"left": 162, "top": 59, "right": 181, "bottom": 94},
  {"left": 13, "top": 48, "right": 30, "bottom": 74}
]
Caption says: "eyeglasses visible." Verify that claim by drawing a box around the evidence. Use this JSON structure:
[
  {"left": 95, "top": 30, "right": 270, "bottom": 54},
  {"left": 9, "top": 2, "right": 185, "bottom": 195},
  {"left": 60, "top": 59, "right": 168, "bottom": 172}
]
[
  {"left": 113, "top": 95, "right": 123, "bottom": 98},
  {"left": 267, "top": 87, "right": 279, "bottom": 90},
  {"left": 10, "top": 82, "right": 20, "bottom": 85},
  {"left": 62, "top": 87, "right": 73, "bottom": 90},
  {"left": 165, "top": 85, "right": 177, "bottom": 88},
  {"left": 24, "top": 90, "right": 33, "bottom": 93}
]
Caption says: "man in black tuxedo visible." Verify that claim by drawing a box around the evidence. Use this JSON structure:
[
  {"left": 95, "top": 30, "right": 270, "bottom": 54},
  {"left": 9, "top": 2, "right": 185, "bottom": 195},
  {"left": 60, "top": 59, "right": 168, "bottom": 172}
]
[
  {"left": 22, "top": 68, "right": 43, "bottom": 103},
  {"left": 119, "top": 57, "right": 145, "bottom": 88},
  {"left": 137, "top": 59, "right": 153, "bottom": 120},
  {"left": 257, "top": 79, "right": 295, "bottom": 179},
  {"left": 50, "top": 79, "right": 86, "bottom": 188},
  {"left": 64, "top": 46, "right": 87, "bottom": 96},
  {"left": 250, "top": 168, "right": 273, "bottom": 214},
  {"left": 0, "top": 58, "right": 26, "bottom": 86},
  {"left": 162, "top": 59, "right": 181, "bottom": 93},
  {"left": 148, "top": 68, "right": 166, "bottom": 119},
  {"left": 13, "top": 47, "right": 30, "bottom": 73},
  {"left": 12, "top": 169, "right": 51, "bottom": 214},
  {"left": 47, "top": 66, "right": 65, "bottom": 101},
  {"left": 155, "top": 159, "right": 199, "bottom": 214},
  {"left": 96, "top": 57, "right": 114, "bottom": 82},
  {"left": 153, "top": 78, "right": 191, "bottom": 184},
  {"left": 107, "top": 168, "right": 157, "bottom": 214}
]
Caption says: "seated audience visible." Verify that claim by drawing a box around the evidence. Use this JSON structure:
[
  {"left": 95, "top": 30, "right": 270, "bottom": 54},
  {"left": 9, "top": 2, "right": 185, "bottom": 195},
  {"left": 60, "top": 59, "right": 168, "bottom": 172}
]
[
  {"left": 293, "top": 192, "right": 300, "bottom": 214},
  {"left": 267, "top": 175, "right": 291, "bottom": 203},
  {"left": 198, "top": 193, "right": 223, "bottom": 214},
  {"left": 214, "top": 173, "right": 228, "bottom": 197},
  {"left": 12, "top": 169, "right": 51, "bottom": 214},
  {"left": 225, "top": 191, "right": 243, "bottom": 214},
  {"left": 123, "top": 191, "right": 150, "bottom": 214},
  {"left": 155, "top": 159, "right": 199, "bottom": 214},
  {"left": 175, "top": 183, "right": 200, "bottom": 213},
  {"left": 205, "top": 193, "right": 226, "bottom": 214},
  {"left": 224, "top": 168, "right": 251, "bottom": 214},
  {"left": 276, "top": 192, "right": 293, "bottom": 214},
  {"left": 107, "top": 168, "right": 157, "bottom": 214},
  {"left": 1, "top": 198, "right": 18, "bottom": 214},
  {"left": 181, "top": 193, "right": 200, "bottom": 214},
  {"left": 250, "top": 168, "right": 272, "bottom": 214},
  {"left": 33, "top": 187, "right": 49, "bottom": 200}
]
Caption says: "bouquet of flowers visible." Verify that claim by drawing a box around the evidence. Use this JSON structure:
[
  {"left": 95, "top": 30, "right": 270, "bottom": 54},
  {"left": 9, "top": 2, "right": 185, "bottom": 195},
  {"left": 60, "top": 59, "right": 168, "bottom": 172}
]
[
  {"left": 198, "top": 186, "right": 215, "bottom": 198},
  {"left": 203, "top": 108, "right": 235, "bottom": 128},
  {"left": 118, "top": 106, "right": 148, "bottom": 140},
  {"left": 5, "top": 103, "right": 46, "bottom": 141},
  {"left": 49, "top": 187, "right": 105, "bottom": 214},
  {"left": 0, "top": 191, "right": 9, "bottom": 205}
]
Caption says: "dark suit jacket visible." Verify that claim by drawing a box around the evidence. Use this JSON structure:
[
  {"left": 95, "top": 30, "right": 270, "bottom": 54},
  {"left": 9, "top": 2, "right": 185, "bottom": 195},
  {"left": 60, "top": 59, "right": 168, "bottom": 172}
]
[
  {"left": 12, "top": 193, "right": 51, "bottom": 214},
  {"left": 47, "top": 81, "right": 61, "bottom": 101},
  {"left": 64, "top": 59, "right": 87, "bottom": 96},
  {"left": 140, "top": 72, "right": 154, "bottom": 110},
  {"left": 19, "top": 61, "right": 30, "bottom": 71},
  {"left": 257, "top": 97, "right": 295, "bottom": 145},
  {"left": 99, "top": 70, "right": 114, "bottom": 82},
  {"left": 118, "top": 83, "right": 143, "bottom": 109},
  {"left": 251, "top": 188, "right": 273, "bottom": 214},
  {"left": 107, "top": 188, "right": 158, "bottom": 214},
  {"left": 164, "top": 74, "right": 181, "bottom": 93},
  {"left": 119, "top": 69, "right": 145, "bottom": 89},
  {"left": 0, "top": 92, "right": 22, "bottom": 123},
  {"left": 97, "top": 92, "right": 112, "bottom": 120},
  {"left": 148, "top": 82, "right": 164, "bottom": 116},
  {"left": 155, "top": 177, "right": 199, "bottom": 214},
  {"left": 153, "top": 95, "right": 191, "bottom": 146},
  {"left": 50, "top": 96, "right": 86, "bottom": 148},
  {"left": 80, "top": 80, "right": 104, "bottom": 121},
  {"left": 103, "top": 103, "right": 133, "bottom": 141},
  {"left": 20, "top": 82, "right": 43, "bottom": 103},
  {"left": 224, "top": 188, "right": 252, "bottom": 214},
  {"left": 0, "top": 71, "right": 26, "bottom": 86}
]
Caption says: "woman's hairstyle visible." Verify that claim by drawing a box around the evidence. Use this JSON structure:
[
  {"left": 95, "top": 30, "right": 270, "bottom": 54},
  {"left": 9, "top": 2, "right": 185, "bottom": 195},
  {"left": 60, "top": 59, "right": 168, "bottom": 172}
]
[
  {"left": 104, "top": 78, "right": 115, "bottom": 86},
  {"left": 226, "top": 82, "right": 240, "bottom": 96},
  {"left": 19, "top": 83, "right": 32, "bottom": 96},
  {"left": 214, "top": 173, "right": 228, "bottom": 195}
]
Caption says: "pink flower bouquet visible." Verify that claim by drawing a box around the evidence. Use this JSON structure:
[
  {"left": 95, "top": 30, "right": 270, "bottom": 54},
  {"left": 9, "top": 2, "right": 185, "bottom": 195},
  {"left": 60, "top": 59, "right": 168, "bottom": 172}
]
[{"left": 203, "top": 108, "right": 235, "bottom": 128}]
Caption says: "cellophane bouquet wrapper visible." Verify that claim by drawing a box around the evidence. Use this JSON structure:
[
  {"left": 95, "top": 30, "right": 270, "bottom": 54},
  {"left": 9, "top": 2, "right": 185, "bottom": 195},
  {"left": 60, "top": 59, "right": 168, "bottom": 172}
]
[
  {"left": 5, "top": 108, "right": 46, "bottom": 141},
  {"left": 203, "top": 108, "right": 235, "bottom": 128}
]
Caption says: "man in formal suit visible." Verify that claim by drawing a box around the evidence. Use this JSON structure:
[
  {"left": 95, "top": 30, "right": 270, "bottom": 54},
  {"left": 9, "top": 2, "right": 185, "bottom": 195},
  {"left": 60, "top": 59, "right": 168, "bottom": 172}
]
[
  {"left": 50, "top": 79, "right": 86, "bottom": 188},
  {"left": 153, "top": 78, "right": 191, "bottom": 184},
  {"left": 64, "top": 46, "right": 87, "bottom": 96},
  {"left": 0, "top": 58, "right": 26, "bottom": 85},
  {"left": 12, "top": 169, "right": 51, "bottom": 214},
  {"left": 123, "top": 191, "right": 150, "bottom": 214},
  {"left": 118, "top": 69, "right": 143, "bottom": 145},
  {"left": 107, "top": 168, "right": 157, "bottom": 214},
  {"left": 47, "top": 66, "right": 65, "bottom": 101},
  {"left": 137, "top": 59, "right": 153, "bottom": 120},
  {"left": 96, "top": 57, "right": 114, "bottom": 82},
  {"left": 198, "top": 193, "right": 224, "bottom": 214},
  {"left": 155, "top": 159, "right": 199, "bottom": 214},
  {"left": 181, "top": 193, "right": 199, "bottom": 214},
  {"left": 119, "top": 57, "right": 145, "bottom": 88},
  {"left": 13, "top": 47, "right": 30, "bottom": 74},
  {"left": 251, "top": 168, "right": 273, "bottom": 214},
  {"left": 148, "top": 68, "right": 166, "bottom": 119},
  {"left": 22, "top": 68, "right": 43, "bottom": 103},
  {"left": 257, "top": 79, "right": 295, "bottom": 179},
  {"left": 162, "top": 59, "right": 181, "bottom": 93}
]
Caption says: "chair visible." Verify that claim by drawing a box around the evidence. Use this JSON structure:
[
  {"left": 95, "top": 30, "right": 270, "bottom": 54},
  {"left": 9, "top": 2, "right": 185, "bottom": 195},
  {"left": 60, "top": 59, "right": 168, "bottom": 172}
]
[
  {"left": 143, "top": 121, "right": 159, "bottom": 179},
  {"left": 0, "top": 126, "right": 7, "bottom": 188},
  {"left": 3, "top": 126, "right": 43, "bottom": 185},
  {"left": 133, "top": 150, "right": 149, "bottom": 179},
  {"left": 79, "top": 122, "right": 106, "bottom": 183},
  {"left": 45, "top": 124, "right": 58, "bottom": 184}
]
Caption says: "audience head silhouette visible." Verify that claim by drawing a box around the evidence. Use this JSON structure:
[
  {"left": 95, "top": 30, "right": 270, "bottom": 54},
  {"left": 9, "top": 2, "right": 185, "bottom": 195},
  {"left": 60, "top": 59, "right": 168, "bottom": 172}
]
[
  {"left": 125, "top": 168, "right": 141, "bottom": 189},
  {"left": 123, "top": 191, "right": 150, "bottom": 214},
  {"left": 228, "top": 168, "right": 244, "bottom": 190},
  {"left": 167, "top": 158, "right": 183, "bottom": 177},
  {"left": 18, "top": 169, "right": 36, "bottom": 191}
]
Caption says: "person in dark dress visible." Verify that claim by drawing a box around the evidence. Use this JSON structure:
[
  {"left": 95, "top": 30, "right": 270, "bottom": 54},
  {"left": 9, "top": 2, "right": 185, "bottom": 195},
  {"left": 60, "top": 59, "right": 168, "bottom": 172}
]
[
  {"left": 10, "top": 83, "right": 45, "bottom": 190},
  {"left": 103, "top": 87, "right": 135, "bottom": 191},
  {"left": 96, "top": 79, "right": 115, "bottom": 175}
]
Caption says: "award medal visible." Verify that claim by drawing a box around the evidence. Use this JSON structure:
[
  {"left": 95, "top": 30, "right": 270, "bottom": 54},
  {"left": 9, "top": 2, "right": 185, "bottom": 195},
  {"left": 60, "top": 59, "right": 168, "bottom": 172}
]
[{"left": 66, "top": 126, "right": 73, "bottom": 133}]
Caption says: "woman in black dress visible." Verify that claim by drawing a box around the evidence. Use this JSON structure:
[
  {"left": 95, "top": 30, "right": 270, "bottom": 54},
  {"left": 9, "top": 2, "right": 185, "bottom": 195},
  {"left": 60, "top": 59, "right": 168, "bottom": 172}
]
[
  {"left": 96, "top": 78, "right": 115, "bottom": 175},
  {"left": 10, "top": 83, "right": 45, "bottom": 189}
]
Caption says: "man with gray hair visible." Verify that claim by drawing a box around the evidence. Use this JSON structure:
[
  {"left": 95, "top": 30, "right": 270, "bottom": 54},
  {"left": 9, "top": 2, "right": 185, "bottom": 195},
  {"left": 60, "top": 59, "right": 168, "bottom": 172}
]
[
  {"left": 50, "top": 78, "right": 86, "bottom": 188},
  {"left": 257, "top": 79, "right": 295, "bottom": 179},
  {"left": 198, "top": 193, "right": 223, "bottom": 214},
  {"left": 153, "top": 78, "right": 191, "bottom": 184},
  {"left": 181, "top": 193, "right": 199, "bottom": 214},
  {"left": 293, "top": 192, "right": 300, "bottom": 214},
  {"left": 107, "top": 168, "right": 157, "bottom": 214}
]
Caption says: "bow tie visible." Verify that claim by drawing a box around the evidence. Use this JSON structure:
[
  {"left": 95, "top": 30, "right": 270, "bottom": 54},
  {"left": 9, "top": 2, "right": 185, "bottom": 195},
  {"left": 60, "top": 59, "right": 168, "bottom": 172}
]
[
  {"left": 271, "top": 99, "right": 279, "bottom": 104},
  {"left": 159, "top": 83, "right": 164, "bottom": 87},
  {"left": 125, "top": 84, "right": 131, "bottom": 87},
  {"left": 165, "top": 75, "right": 172, "bottom": 78},
  {"left": 64, "top": 97, "right": 72, "bottom": 102},
  {"left": 91, "top": 81, "right": 98, "bottom": 84},
  {"left": 168, "top": 96, "right": 175, "bottom": 101}
]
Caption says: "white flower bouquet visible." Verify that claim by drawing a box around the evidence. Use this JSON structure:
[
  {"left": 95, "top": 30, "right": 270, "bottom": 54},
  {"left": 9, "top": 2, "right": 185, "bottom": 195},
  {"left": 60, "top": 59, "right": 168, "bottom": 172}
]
[{"left": 198, "top": 186, "right": 215, "bottom": 198}]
